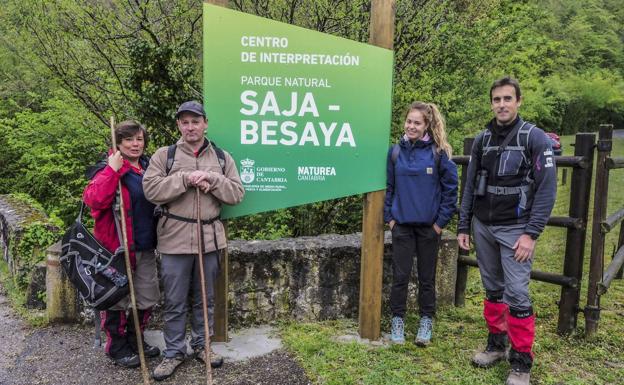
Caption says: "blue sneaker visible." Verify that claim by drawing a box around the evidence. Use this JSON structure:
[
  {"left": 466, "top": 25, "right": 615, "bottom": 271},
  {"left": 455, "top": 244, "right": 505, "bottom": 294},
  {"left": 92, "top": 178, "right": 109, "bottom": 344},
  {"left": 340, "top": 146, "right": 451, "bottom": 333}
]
[
  {"left": 415, "top": 316, "right": 433, "bottom": 346},
  {"left": 390, "top": 316, "right": 405, "bottom": 344}
]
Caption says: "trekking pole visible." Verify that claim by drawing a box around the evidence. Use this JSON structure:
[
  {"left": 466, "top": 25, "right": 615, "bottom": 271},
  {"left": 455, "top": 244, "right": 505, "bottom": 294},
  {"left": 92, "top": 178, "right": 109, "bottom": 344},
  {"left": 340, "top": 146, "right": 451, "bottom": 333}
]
[
  {"left": 196, "top": 186, "right": 214, "bottom": 385},
  {"left": 110, "top": 117, "right": 151, "bottom": 385}
]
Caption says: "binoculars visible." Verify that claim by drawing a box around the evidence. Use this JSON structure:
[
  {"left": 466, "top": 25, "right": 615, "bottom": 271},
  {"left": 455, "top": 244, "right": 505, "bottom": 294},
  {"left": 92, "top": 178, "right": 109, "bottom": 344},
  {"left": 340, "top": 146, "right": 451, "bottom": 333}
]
[{"left": 475, "top": 170, "right": 488, "bottom": 196}]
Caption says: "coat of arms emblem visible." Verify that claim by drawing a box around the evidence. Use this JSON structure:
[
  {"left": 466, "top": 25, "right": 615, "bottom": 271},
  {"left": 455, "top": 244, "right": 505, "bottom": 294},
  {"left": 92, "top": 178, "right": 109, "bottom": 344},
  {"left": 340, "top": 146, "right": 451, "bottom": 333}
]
[{"left": 240, "top": 158, "right": 255, "bottom": 184}]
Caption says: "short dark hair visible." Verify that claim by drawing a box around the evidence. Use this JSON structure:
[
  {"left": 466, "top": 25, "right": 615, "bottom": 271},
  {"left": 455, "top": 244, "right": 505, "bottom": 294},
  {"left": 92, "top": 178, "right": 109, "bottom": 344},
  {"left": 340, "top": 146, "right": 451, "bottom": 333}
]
[
  {"left": 115, "top": 120, "right": 148, "bottom": 149},
  {"left": 490, "top": 76, "right": 521, "bottom": 101}
]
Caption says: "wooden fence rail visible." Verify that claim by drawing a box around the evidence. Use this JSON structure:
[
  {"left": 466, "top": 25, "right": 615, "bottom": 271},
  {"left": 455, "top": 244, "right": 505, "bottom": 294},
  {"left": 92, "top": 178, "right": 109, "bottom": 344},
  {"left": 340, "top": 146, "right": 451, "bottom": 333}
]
[{"left": 586, "top": 124, "right": 624, "bottom": 337}]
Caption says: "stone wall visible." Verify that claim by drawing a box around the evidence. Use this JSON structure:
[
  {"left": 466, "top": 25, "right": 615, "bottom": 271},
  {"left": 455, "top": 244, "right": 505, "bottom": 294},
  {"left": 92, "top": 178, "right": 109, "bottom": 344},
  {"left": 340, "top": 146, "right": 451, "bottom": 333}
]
[
  {"left": 2, "top": 195, "right": 460, "bottom": 326},
  {"left": 46, "top": 241, "right": 79, "bottom": 323},
  {"left": 0, "top": 195, "right": 23, "bottom": 272},
  {"left": 227, "top": 232, "right": 458, "bottom": 326},
  {"left": 0, "top": 195, "right": 60, "bottom": 308},
  {"left": 43, "top": 230, "right": 458, "bottom": 327}
]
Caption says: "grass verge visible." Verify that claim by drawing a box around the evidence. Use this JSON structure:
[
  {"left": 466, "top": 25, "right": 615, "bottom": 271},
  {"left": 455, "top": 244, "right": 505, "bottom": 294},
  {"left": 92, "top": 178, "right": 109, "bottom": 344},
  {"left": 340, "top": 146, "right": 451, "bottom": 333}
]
[{"left": 0, "top": 258, "right": 48, "bottom": 328}]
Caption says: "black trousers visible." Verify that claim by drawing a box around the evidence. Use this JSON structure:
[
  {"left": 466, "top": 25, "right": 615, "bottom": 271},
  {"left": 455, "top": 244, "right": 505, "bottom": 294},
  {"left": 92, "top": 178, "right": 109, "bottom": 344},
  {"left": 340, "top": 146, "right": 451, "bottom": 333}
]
[{"left": 390, "top": 223, "right": 440, "bottom": 318}]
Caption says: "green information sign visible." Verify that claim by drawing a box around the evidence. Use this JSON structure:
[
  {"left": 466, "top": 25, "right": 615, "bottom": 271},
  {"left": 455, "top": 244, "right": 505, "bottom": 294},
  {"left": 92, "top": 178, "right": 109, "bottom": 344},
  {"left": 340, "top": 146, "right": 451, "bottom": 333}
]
[{"left": 203, "top": 4, "right": 394, "bottom": 219}]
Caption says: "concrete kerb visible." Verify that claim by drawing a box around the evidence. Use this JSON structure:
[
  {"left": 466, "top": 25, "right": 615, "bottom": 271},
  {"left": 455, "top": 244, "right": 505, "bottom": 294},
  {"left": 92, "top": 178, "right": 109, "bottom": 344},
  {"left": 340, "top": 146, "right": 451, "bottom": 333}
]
[
  {"left": 334, "top": 332, "right": 389, "bottom": 347},
  {"left": 143, "top": 325, "right": 282, "bottom": 362}
]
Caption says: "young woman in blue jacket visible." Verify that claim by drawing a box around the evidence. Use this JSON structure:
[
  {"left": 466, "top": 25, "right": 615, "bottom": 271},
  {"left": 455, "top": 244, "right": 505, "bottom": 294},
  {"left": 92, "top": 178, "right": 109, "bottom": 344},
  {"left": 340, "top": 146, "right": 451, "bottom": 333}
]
[{"left": 384, "top": 101, "right": 458, "bottom": 346}]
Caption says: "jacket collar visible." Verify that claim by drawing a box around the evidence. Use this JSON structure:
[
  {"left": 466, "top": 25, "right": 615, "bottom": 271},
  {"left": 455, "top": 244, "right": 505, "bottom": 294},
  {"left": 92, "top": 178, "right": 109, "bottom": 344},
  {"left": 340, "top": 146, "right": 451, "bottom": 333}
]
[
  {"left": 487, "top": 115, "right": 523, "bottom": 137},
  {"left": 176, "top": 137, "right": 211, "bottom": 157},
  {"left": 85, "top": 153, "right": 149, "bottom": 180},
  {"left": 399, "top": 133, "right": 434, "bottom": 149}
]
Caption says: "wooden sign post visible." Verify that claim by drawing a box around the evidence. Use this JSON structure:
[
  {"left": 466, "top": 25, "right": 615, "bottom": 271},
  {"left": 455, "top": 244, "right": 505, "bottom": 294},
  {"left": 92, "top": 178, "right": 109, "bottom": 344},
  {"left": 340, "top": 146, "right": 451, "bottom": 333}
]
[
  {"left": 358, "top": 0, "right": 396, "bottom": 341},
  {"left": 204, "top": 0, "right": 229, "bottom": 343}
]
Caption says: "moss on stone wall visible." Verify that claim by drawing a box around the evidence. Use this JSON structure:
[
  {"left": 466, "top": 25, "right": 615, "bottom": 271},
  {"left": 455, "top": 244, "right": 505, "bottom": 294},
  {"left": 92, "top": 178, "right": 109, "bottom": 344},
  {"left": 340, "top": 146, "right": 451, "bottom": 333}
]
[{"left": 1, "top": 194, "right": 61, "bottom": 290}]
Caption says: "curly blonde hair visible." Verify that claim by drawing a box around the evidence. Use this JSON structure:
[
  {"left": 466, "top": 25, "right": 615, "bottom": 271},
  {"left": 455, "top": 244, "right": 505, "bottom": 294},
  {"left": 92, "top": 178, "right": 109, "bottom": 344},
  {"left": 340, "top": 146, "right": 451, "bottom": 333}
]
[{"left": 404, "top": 101, "right": 452, "bottom": 157}]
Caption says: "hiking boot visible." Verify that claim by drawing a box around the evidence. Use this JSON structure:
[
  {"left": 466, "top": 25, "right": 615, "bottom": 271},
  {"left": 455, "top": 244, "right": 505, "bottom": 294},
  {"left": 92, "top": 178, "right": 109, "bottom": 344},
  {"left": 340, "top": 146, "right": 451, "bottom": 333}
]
[
  {"left": 195, "top": 348, "right": 224, "bottom": 368},
  {"left": 506, "top": 369, "right": 530, "bottom": 385},
  {"left": 390, "top": 316, "right": 405, "bottom": 344},
  {"left": 472, "top": 333, "right": 508, "bottom": 368},
  {"left": 112, "top": 354, "right": 140, "bottom": 368},
  {"left": 415, "top": 316, "right": 433, "bottom": 347},
  {"left": 472, "top": 349, "right": 507, "bottom": 368},
  {"left": 506, "top": 348, "right": 532, "bottom": 385},
  {"left": 152, "top": 356, "right": 184, "bottom": 381},
  {"left": 129, "top": 339, "right": 161, "bottom": 358},
  {"left": 140, "top": 343, "right": 161, "bottom": 358}
]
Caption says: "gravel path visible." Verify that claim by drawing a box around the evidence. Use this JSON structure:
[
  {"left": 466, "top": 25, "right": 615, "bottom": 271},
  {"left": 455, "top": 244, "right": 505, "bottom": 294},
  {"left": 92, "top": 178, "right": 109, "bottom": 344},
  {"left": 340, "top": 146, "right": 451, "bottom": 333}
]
[
  {"left": 0, "top": 287, "right": 311, "bottom": 385},
  {"left": 0, "top": 287, "right": 27, "bottom": 384}
]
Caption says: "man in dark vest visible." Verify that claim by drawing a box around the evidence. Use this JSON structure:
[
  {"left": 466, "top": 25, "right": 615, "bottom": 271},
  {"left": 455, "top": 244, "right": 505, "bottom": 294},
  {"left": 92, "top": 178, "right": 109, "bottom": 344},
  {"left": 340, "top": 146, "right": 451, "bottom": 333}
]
[{"left": 457, "top": 77, "right": 557, "bottom": 385}]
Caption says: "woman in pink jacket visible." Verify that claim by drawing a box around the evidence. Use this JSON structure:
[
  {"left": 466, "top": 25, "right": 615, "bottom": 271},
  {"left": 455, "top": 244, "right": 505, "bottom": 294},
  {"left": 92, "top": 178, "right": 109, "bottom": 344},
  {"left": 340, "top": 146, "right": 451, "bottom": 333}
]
[{"left": 83, "top": 120, "right": 160, "bottom": 368}]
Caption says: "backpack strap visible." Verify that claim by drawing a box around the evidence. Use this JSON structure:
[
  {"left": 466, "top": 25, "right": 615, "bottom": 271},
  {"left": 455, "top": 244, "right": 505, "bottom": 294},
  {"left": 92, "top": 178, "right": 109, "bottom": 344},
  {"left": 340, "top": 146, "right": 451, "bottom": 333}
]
[
  {"left": 518, "top": 123, "right": 536, "bottom": 183},
  {"left": 111, "top": 194, "right": 125, "bottom": 249},
  {"left": 497, "top": 122, "right": 526, "bottom": 155},
  {"left": 209, "top": 140, "right": 227, "bottom": 174},
  {"left": 77, "top": 201, "right": 86, "bottom": 223},
  {"left": 481, "top": 129, "right": 493, "bottom": 153},
  {"left": 165, "top": 144, "right": 177, "bottom": 176},
  {"left": 85, "top": 158, "right": 108, "bottom": 180},
  {"left": 516, "top": 123, "right": 535, "bottom": 153},
  {"left": 160, "top": 207, "right": 221, "bottom": 226}
]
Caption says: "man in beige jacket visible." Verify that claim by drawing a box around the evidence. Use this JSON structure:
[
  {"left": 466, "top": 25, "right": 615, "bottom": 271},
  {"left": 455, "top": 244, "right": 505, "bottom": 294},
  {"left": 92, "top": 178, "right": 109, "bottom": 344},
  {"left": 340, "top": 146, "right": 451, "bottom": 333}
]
[{"left": 143, "top": 101, "right": 244, "bottom": 381}]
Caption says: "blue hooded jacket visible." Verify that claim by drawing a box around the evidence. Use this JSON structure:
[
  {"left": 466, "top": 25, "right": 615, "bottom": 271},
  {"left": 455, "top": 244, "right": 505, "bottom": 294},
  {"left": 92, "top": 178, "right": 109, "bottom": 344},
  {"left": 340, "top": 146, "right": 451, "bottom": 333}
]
[{"left": 384, "top": 136, "right": 458, "bottom": 227}]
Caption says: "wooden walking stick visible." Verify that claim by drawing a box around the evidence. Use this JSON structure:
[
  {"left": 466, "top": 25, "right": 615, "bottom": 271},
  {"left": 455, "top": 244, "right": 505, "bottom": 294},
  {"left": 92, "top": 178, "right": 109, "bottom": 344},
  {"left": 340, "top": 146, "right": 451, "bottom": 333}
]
[
  {"left": 196, "top": 186, "right": 214, "bottom": 385},
  {"left": 110, "top": 117, "right": 151, "bottom": 385}
]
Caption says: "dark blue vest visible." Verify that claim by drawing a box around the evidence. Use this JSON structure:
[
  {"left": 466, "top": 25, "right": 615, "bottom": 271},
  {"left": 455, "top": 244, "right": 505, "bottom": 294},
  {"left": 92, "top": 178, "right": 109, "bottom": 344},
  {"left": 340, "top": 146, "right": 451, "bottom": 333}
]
[{"left": 123, "top": 167, "right": 156, "bottom": 251}]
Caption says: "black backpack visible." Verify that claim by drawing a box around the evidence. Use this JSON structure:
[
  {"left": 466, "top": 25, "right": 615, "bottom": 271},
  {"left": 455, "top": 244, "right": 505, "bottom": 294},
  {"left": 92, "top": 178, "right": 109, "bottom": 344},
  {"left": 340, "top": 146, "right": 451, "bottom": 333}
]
[{"left": 60, "top": 203, "right": 129, "bottom": 310}]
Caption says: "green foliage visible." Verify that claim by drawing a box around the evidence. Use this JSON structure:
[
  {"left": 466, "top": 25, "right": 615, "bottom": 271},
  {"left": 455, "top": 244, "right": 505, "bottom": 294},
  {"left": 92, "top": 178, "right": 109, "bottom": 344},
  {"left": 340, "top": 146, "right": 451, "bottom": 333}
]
[
  {"left": 543, "top": 71, "right": 624, "bottom": 134},
  {"left": 232, "top": 0, "right": 370, "bottom": 42},
  {"left": 0, "top": 92, "right": 105, "bottom": 224},
  {"left": 229, "top": 196, "right": 363, "bottom": 239},
  {"left": 229, "top": 209, "right": 295, "bottom": 240},
  {"left": 126, "top": 38, "right": 202, "bottom": 146},
  {"left": 1, "top": 0, "right": 204, "bottom": 143}
]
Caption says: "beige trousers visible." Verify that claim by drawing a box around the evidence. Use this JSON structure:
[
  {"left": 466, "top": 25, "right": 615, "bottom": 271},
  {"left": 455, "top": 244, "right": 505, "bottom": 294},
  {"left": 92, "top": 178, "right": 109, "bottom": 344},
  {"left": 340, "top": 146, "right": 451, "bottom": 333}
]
[{"left": 110, "top": 250, "right": 160, "bottom": 310}]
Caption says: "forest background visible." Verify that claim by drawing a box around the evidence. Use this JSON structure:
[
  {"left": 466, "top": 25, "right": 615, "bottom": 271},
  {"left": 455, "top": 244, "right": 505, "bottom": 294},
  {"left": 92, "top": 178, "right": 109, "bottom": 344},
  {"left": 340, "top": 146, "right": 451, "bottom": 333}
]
[{"left": 0, "top": 0, "right": 622, "bottom": 238}]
